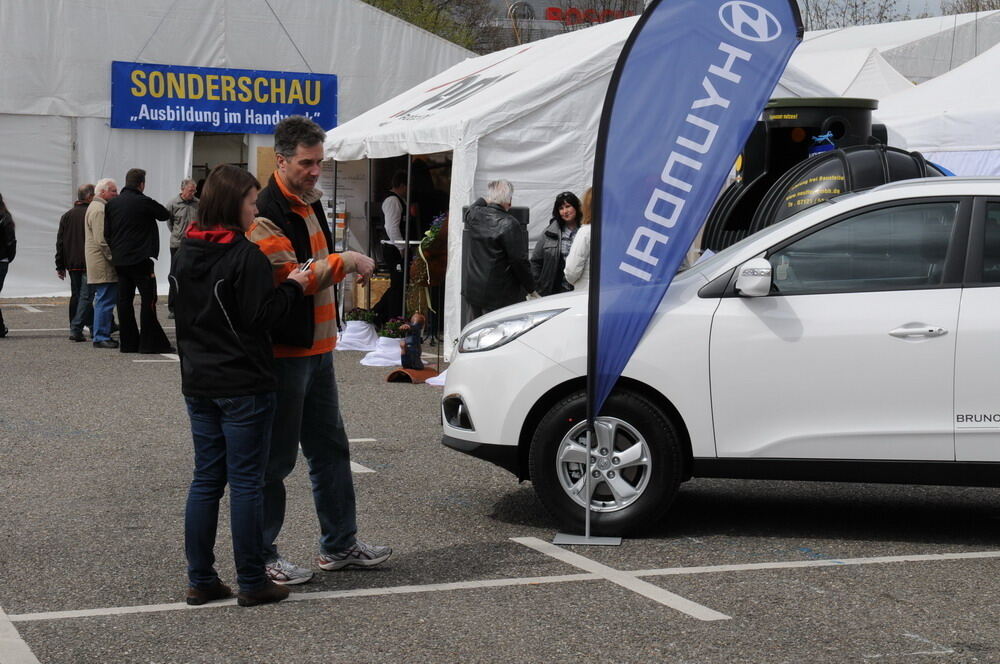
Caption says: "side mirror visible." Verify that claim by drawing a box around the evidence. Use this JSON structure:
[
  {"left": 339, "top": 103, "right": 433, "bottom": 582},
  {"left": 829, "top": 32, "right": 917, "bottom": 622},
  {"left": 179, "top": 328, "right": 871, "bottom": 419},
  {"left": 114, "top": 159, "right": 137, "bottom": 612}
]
[{"left": 735, "top": 258, "right": 772, "bottom": 297}]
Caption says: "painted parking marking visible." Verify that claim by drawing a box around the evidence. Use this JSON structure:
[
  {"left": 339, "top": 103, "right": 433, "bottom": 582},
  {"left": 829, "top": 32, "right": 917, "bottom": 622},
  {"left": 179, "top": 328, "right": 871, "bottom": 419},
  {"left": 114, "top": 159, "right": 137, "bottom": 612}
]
[
  {"left": 513, "top": 537, "right": 730, "bottom": 621},
  {"left": 132, "top": 353, "right": 179, "bottom": 363},
  {"left": 9, "top": 547, "right": 1000, "bottom": 625},
  {"left": 348, "top": 438, "right": 377, "bottom": 443},
  {"left": 16, "top": 305, "right": 45, "bottom": 312},
  {"left": 0, "top": 605, "right": 41, "bottom": 664},
  {"left": 350, "top": 461, "right": 376, "bottom": 474},
  {"left": 8, "top": 573, "right": 599, "bottom": 623}
]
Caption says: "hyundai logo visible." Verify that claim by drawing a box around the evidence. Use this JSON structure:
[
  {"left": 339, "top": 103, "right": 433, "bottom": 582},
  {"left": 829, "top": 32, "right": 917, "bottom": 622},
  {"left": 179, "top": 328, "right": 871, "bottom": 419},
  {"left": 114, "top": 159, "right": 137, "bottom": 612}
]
[{"left": 719, "top": 1, "right": 782, "bottom": 42}]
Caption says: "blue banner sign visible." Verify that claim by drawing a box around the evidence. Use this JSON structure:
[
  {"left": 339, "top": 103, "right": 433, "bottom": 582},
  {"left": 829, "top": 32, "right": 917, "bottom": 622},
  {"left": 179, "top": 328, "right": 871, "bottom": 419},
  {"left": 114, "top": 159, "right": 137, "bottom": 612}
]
[
  {"left": 110, "top": 61, "right": 337, "bottom": 134},
  {"left": 588, "top": 0, "right": 802, "bottom": 416}
]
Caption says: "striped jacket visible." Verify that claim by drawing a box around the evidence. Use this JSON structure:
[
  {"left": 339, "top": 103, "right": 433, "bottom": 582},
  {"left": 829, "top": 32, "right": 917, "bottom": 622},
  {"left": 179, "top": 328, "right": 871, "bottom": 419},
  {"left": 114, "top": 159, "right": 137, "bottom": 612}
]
[{"left": 249, "top": 173, "right": 356, "bottom": 357}]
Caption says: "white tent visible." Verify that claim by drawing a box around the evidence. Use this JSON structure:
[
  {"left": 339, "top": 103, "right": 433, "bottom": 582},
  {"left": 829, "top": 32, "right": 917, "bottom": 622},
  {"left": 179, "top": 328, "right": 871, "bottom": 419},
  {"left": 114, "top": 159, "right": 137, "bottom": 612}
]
[
  {"left": 800, "top": 11, "right": 1000, "bottom": 83},
  {"left": 787, "top": 48, "right": 913, "bottom": 98},
  {"left": 0, "top": 0, "right": 472, "bottom": 298},
  {"left": 325, "top": 16, "right": 920, "bottom": 352},
  {"left": 877, "top": 41, "right": 1000, "bottom": 176}
]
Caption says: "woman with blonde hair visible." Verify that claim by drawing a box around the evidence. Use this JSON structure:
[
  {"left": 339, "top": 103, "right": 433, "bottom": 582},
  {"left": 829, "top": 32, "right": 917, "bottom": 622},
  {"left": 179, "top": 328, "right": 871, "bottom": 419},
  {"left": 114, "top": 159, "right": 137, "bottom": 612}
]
[{"left": 564, "top": 187, "right": 592, "bottom": 290}]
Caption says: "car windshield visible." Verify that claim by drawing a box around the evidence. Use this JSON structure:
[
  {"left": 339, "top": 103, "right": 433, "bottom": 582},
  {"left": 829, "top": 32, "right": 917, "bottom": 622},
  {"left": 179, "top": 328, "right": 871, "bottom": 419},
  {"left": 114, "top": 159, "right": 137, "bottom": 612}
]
[{"left": 682, "top": 199, "right": 838, "bottom": 276}]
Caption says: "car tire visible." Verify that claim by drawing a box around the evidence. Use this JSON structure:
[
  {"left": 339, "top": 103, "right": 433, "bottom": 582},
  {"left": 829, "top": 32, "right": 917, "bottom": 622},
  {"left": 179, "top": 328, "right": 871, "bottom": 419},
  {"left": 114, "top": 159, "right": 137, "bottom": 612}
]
[{"left": 528, "top": 389, "right": 682, "bottom": 536}]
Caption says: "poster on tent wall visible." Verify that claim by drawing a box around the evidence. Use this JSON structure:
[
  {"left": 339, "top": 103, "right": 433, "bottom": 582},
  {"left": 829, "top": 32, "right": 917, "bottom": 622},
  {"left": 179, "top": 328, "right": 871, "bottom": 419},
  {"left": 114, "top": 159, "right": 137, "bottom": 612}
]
[
  {"left": 589, "top": 0, "right": 803, "bottom": 416},
  {"left": 110, "top": 61, "right": 337, "bottom": 134}
]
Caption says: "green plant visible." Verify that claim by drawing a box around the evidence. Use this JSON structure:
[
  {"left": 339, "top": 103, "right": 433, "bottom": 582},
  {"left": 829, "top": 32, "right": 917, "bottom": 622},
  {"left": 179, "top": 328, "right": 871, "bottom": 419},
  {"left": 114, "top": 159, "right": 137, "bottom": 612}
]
[
  {"left": 344, "top": 307, "right": 376, "bottom": 324},
  {"left": 379, "top": 316, "right": 408, "bottom": 339}
]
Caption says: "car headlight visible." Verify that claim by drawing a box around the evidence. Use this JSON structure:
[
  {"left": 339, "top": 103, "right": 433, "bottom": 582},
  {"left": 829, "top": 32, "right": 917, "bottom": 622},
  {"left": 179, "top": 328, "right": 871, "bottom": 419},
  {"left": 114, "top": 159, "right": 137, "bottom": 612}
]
[{"left": 459, "top": 309, "right": 566, "bottom": 353}]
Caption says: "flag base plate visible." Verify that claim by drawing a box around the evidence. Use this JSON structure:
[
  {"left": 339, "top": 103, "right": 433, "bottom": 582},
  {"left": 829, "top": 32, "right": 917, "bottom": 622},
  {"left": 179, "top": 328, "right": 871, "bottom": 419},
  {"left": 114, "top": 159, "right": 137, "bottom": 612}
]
[{"left": 552, "top": 533, "right": 622, "bottom": 546}]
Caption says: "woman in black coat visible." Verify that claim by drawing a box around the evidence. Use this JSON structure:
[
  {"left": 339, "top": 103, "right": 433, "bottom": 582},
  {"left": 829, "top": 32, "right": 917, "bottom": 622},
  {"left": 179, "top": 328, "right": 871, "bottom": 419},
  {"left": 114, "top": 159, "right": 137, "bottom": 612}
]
[
  {"left": 172, "top": 165, "right": 309, "bottom": 608},
  {"left": 0, "top": 193, "right": 16, "bottom": 337},
  {"left": 530, "top": 191, "right": 582, "bottom": 296}
]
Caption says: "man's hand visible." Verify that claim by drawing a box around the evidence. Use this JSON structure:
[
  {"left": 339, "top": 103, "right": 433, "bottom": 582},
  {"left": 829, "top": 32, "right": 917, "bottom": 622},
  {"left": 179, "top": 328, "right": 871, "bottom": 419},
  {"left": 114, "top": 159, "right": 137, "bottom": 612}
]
[
  {"left": 343, "top": 251, "right": 375, "bottom": 285},
  {"left": 57, "top": 269, "right": 66, "bottom": 280}
]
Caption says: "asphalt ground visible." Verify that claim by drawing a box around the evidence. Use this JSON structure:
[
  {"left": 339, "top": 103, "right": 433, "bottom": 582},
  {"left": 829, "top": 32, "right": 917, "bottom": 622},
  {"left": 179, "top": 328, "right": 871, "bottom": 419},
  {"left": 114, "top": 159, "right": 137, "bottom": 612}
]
[{"left": 3, "top": 298, "right": 1000, "bottom": 663}]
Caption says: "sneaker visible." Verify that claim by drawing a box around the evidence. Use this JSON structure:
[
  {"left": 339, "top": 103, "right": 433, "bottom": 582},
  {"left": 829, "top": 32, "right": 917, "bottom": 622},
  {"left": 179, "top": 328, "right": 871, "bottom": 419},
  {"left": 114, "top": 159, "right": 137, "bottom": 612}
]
[
  {"left": 93, "top": 339, "right": 119, "bottom": 349},
  {"left": 316, "top": 539, "right": 392, "bottom": 571},
  {"left": 185, "top": 579, "right": 233, "bottom": 606},
  {"left": 68, "top": 332, "right": 85, "bottom": 342},
  {"left": 237, "top": 580, "right": 290, "bottom": 607},
  {"left": 264, "top": 557, "right": 314, "bottom": 585}
]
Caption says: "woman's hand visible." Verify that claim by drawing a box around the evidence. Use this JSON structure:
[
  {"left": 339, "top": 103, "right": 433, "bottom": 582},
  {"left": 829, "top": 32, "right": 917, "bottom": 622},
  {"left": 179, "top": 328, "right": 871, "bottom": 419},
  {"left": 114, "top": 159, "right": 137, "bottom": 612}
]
[{"left": 287, "top": 267, "right": 311, "bottom": 290}]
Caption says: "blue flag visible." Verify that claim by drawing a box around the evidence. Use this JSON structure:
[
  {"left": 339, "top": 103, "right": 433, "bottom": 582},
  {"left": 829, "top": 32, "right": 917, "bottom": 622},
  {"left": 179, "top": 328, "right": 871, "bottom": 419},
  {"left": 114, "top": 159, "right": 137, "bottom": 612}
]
[{"left": 589, "top": 0, "right": 802, "bottom": 417}]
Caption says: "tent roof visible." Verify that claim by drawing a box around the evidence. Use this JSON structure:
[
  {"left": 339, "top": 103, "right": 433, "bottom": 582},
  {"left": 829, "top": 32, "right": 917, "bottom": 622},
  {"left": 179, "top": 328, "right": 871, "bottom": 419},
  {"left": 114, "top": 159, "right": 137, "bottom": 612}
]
[
  {"left": 0, "top": 0, "right": 474, "bottom": 122},
  {"left": 801, "top": 11, "right": 1000, "bottom": 83},
  {"left": 877, "top": 40, "right": 1000, "bottom": 152},
  {"left": 325, "top": 16, "right": 849, "bottom": 162},
  {"left": 788, "top": 48, "right": 912, "bottom": 98}
]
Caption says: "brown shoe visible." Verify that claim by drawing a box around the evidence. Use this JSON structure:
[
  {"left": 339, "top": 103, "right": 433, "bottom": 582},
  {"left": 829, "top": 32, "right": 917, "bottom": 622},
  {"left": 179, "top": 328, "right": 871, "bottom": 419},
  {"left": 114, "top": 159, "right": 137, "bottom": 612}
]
[
  {"left": 185, "top": 579, "right": 233, "bottom": 606},
  {"left": 237, "top": 580, "right": 290, "bottom": 607}
]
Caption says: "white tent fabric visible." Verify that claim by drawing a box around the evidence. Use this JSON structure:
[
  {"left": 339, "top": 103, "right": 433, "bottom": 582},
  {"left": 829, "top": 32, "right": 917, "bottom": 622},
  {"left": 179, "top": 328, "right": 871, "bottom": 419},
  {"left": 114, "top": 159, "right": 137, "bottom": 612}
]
[
  {"left": 801, "top": 11, "right": 1000, "bottom": 83},
  {"left": 324, "top": 16, "right": 913, "bottom": 353},
  {"left": 788, "top": 48, "right": 912, "bottom": 98},
  {"left": 877, "top": 41, "right": 1000, "bottom": 176},
  {"left": 0, "top": 0, "right": 472, "bottom": 298}
]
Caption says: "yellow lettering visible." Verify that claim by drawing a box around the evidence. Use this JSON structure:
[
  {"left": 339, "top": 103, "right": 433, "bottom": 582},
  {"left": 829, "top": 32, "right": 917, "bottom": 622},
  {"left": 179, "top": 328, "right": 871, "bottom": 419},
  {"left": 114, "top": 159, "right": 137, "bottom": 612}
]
[
  {"left": 188, "top": 74, "right": 204, "bottom": 100},
  {"left": 220, "top": 75, "right": 237, "bottom": 101},
  {"left": 166, "top": 72, "right": 185, "bottom": 98},
  {"left": 205, "top": 74, "right": 220, "bottom": 100},
  {"left": 147, "top": 71, "right": 165, "bottom": 98},
  {"left": 305, "top": 80, "right": 321, "bottom": 106},
  {"left": 253, "top": 78, "right": 268, "bottom": 103},
  {"left": 270, "top": 78, "right": 286, "bottom": 104},
  {"left": 130, "top": 70, "right": 147, "bottom": 97},
  {"left": 288, "top": 79, "right": 304, "bottom": 104},
  {"left": 237, "top": 76, "right": 252, "bottom": 102}
]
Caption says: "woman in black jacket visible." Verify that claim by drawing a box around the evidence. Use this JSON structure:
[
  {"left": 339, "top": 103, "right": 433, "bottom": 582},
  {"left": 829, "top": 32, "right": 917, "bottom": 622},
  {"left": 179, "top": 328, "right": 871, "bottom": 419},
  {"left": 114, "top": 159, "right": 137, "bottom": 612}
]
[
  {"left": 0, "top": 193, "right": 15, "bottom": 337},
  {"left": 530, "top": 191, "right": 582, "bottom": 296},
  {"left": 171, "top": 165, "right": 309, "bottom": 608}
]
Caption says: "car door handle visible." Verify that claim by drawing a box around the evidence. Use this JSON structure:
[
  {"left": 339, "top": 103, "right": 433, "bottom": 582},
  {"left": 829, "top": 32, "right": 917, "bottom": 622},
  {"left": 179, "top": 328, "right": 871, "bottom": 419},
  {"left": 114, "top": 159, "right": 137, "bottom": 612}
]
[{"left": 889, "top": 325, "right": 948, "bottom": 339}]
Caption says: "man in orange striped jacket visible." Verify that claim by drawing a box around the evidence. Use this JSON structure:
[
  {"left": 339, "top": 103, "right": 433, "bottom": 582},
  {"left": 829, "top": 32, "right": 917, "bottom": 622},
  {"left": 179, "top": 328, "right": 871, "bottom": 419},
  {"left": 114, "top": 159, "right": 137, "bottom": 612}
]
[{"left": 249, "top": 116, "right": 390, "bottom": 586}]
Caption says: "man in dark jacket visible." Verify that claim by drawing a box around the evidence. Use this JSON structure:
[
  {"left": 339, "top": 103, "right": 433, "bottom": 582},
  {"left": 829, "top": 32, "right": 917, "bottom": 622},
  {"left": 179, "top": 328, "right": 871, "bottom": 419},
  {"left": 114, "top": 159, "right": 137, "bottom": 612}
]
[
  {"left": 462, "top": 179, "right": 538, "bottom": 319},
  {"left": 55, "top": 184, "right": 96, "bottom": 341},
  {"left": 105, "top": 167, "right": 173, "bottom": 354}
]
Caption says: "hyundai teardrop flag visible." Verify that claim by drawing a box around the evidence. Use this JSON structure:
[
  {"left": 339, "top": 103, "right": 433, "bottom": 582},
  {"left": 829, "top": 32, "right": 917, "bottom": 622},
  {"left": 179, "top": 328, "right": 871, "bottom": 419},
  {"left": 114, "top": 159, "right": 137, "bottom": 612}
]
[{"left": 588, "top": 0, "right": 802, "bottom": 418}]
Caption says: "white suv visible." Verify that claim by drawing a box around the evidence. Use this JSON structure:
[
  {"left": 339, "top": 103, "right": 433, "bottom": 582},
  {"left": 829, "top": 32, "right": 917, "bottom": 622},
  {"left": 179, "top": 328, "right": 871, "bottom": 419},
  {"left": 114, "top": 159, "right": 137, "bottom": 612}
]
[{"left": 442, "top": 177, "right": 1000, "bottom": 535}]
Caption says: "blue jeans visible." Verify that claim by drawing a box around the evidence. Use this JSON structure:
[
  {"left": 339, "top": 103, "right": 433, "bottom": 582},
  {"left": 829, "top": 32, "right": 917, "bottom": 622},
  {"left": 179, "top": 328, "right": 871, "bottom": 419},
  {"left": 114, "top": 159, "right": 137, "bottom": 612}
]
[
  {"left": 91, "top": 283, "right": 117, "bottom": 342},
  {"left": 185, "top": 393, "right": 276, "bottom": 592},
  {"left": 69, "top": 270, "right": 94, "bottom": 335},
  {"left": 262, "top": 352, "right": 357, "bottom": 560}
]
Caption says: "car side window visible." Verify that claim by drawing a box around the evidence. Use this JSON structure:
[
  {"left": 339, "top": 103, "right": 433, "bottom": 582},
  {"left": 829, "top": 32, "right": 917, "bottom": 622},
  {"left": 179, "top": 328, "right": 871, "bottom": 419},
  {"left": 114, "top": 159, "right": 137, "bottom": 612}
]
[
  {"left": 768, "top": 201, "right": 959, "bottom": 295},
  {"left": 980, "top": 203, "right": 1000, "bottom": 283}
]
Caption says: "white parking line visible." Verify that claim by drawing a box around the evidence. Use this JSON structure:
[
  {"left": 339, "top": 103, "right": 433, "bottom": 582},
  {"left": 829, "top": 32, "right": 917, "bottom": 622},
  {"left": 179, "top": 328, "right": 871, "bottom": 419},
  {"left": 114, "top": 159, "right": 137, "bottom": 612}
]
[
  {"left": 9, "top": 547, "right": 1000, "bottom": 625},
  {"left": 350, "top": 461, "right": 376, "bottom": 473},
  {"left": 0, "top": 605, "right": 41, "bottom": 664},
  {"left": 16, "top": 305, "right": 44, "bottom": 313},
  {"left": 8, "top": 573, "right": 599, "bottom": 623},
  {"left": 513, "top": 537, "right": 730, "bottom": 621},
  {"left": 133, "top": 353, "right": 179, "bottom": 363},
  {"left": 348, "top": 438, "right": 377, "bottom": 443}
]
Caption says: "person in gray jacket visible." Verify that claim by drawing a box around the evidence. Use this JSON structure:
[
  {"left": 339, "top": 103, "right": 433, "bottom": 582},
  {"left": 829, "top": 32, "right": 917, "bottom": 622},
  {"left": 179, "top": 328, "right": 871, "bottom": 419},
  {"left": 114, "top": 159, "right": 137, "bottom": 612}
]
[
  {"left": 462, "top": 180, "right": 538, "bottom": 320},
  {"left": 167, "top": 178, "right": 198, "bottom": 318}
]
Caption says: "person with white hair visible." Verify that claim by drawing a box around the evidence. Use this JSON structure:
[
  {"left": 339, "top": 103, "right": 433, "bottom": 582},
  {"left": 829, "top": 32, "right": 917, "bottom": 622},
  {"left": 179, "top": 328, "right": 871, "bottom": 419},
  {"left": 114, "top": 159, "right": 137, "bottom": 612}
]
[
  {"left": 167, "top": 177, "right": 199, "bottom": 318},
  {"left": 462, "top": 179, "right": 538, "bottom": 319},
  {"left": 84, "top": 178, "right": 120, "bottom": 348}
]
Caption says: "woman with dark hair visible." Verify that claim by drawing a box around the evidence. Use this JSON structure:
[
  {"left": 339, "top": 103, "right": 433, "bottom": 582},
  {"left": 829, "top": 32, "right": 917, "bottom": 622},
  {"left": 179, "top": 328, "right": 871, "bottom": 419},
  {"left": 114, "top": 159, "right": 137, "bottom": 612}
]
[
  {"left": 171, "top": 165, "right": 309, "bottom": 607},
  {"left": 0, "top": 193, "right": 16, "bottom": 337},
  {"left": 564, "top": 187, "right": 593, "bottom": 291},
  {"left": 530, "top": 190, "right": 582, "bottom": 296}
]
